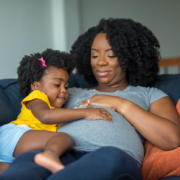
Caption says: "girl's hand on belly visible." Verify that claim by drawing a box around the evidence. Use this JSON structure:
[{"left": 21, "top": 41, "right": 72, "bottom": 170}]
[{"left": 81, "top": 102, "right": 113, "bottom": 122}]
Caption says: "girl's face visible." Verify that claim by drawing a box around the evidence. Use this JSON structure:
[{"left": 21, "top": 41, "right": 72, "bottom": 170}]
[
  {"left": 91, "top": 33, "right": 128, "bottom": 88},
  {"left": 32, "top": 66, "right": 69, "bottom": 108}
]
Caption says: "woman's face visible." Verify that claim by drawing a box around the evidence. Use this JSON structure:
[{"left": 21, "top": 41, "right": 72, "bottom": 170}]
[{"left": 91, "top": 33, "right": 127, "bottom": 88}]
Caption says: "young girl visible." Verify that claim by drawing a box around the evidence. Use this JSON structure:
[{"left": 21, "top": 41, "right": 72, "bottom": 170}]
[{"left": 0, "top": 49, "right": 112, "bottom": 174}]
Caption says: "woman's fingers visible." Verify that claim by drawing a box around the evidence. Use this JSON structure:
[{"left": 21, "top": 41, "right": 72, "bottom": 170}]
[
  {"left": 74, "top": 99, "right": 90, "bottom": 108},
  {"left": 74, "top": 95, "right": 117, "bottom": 110}
]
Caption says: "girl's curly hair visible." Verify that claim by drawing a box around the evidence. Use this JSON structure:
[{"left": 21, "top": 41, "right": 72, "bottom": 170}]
[
  {"left": 71, "top": 18, "right": 160, "bottom": 86},
  {"left": 17, "top": 48, "right": 75, "bottom": 98}
]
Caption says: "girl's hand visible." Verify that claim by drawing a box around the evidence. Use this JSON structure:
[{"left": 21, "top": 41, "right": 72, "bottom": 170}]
[
  {"left": 74, "top": 94, "right": 118, "bottom": 111},
  {"left": 83, "top": 102, "right": 113, "bottom": 122}
]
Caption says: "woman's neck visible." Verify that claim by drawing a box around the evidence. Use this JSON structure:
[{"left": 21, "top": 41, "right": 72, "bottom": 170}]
[{"left": 93, "top": 81, "right": 129, "bottom": 92}]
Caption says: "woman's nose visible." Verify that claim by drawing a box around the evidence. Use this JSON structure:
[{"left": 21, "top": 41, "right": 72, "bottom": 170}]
[{"left": 97, "top": 56, "right": 108, "bottom": 66}]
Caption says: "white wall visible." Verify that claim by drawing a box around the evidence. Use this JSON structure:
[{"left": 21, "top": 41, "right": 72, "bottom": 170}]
[
  {"left": 51, "top": 0, "right": 67, "bottom": 51},
  {"left": 65, "top": 0, "right": 180, "bottom": 57},
  {"left": 64, "top": 0, "right": 81, "bottom": 51},
  {"left": 79, "top": 0, "right": 180, "bottom": 59},
  {"left": 64, "top": 0, "right": 180, "bottom": 74},
  {"left": 1, "top": 0, "right": 180, "bottom": 79},
  {"left": 0, "top": 0, "right": 66, "bottom": 79}
]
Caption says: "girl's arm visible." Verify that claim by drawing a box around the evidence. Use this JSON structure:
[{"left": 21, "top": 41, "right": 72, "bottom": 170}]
[
  {"left": 26, "top": 99, "right": 113, "bottom": 124},
  {"left": 75, "top": 95, "right": 180, "bottom": 150}
]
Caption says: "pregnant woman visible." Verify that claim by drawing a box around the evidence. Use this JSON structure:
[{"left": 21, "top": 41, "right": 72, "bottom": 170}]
[{"left": 1, "top": 18, "right": 180, "bottom": 180}]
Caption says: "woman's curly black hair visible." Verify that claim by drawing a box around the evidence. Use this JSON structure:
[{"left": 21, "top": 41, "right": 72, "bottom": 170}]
[
  {"left": 17, "top": 48, "right": 75, "bottom": 98},
  {"left": 71, "top": 18, "right": 160, "bottom": 86}
]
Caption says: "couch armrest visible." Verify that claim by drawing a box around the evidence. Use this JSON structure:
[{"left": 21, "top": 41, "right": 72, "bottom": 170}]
[{"left": 0, "top": 79, "right": 22, "bottom": 126}]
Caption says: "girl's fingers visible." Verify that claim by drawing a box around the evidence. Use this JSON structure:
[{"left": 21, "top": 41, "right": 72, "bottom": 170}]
[
  {"left": 101, "top": 109, "right": 112, "bottom": 117},
  {"left": 99, "top": 109, "right": 113, "bottom": 122},
  {"left": 101, "top": 114, "right": 113, "bottom": 122}
]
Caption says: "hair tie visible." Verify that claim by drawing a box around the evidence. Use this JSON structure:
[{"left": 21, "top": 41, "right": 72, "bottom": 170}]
[{"left": 38, "top": 57, "right": 47, "bottom": 68}]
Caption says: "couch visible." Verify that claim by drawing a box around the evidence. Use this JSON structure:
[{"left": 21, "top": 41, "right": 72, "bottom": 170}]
[{"left": 1, "top": 73, "right": 180, "bottom": 180}]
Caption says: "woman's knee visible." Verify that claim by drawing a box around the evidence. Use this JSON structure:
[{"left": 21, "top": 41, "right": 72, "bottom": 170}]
[
  {"left": 102, "top": 147, "right": 142, "bottom": 180},
  {"left": 96, "top": 146, "right": 127, "bottom": 163},
  {"left": 95, "top": 147, "right": 141, "bottom": 177}
]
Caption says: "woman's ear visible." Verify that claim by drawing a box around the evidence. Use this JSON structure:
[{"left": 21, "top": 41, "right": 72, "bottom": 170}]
[{"left": 31, "top": 81, "right": 40, "bottom": 91}]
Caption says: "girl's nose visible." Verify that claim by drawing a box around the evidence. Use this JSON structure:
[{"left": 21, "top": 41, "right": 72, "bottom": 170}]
[{"left": 61, "top": 87, "right": 67, "bottom": 93}]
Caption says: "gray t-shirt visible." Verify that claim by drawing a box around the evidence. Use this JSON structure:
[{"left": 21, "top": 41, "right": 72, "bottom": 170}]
[{"left": 57, "top": 85, "right": 168, "bottom": 166}]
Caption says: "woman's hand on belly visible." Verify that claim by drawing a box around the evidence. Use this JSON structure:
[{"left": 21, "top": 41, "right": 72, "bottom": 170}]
[{"left": 74, "top": 94, "right": 120, "bottom": 111}]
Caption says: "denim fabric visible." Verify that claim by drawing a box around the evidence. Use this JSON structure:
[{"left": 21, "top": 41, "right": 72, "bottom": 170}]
[
  {"left": 160, "top": 177, "right": 180, "bottom": 180},
  {"left": 0, "top": 147, "right": 142, "bottom": 180},
  {"left": 47, "top": 147, "right": 142, "bottom": 180}
]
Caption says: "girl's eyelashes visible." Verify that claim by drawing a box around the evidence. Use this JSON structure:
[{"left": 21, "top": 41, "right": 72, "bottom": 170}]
[
  {"left": 54, "top": 84, "right": 60, "bottom": 87},
  {"left": 54, "top": 84, "right": 68, "bottom": 90}
]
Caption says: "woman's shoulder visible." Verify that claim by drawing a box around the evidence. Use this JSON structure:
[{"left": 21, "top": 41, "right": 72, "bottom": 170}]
[
  {"left": 129, "top": 85, "right": 166, "bottom": 94},
  {"left": 128, "top": 85, "right": 168, "bottom": 103}
]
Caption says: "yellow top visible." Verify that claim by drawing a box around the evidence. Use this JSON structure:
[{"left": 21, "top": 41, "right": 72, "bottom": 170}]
[{"left": 10, "top": 90, "right": 57, "bottom": 132}]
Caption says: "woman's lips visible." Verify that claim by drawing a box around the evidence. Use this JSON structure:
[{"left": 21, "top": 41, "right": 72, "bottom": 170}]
[{"left": 97, "top": 71, "right": 110, "bottom": 76}]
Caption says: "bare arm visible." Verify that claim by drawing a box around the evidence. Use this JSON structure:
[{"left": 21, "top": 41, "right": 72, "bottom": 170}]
[
  {"left": 26, "top": 99, "right": 112, "bottom": 124},
  {"left": 118, "top": 96, "right": 180, "bottom": 150},
  {"left": 75, "top": 95, "right": 180, "bottom": 150}
]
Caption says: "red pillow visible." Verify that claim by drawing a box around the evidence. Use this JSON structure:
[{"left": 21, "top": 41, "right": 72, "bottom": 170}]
[
  {"left": 176, "top": 99, "right": 180, "bottom": 116},
  {"left": 141, "top": 100, "right": 180, "bottom": 180}
]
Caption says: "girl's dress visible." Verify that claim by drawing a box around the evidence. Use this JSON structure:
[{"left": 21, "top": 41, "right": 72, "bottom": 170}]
[{"left": 0, "top": 90, "right": 57, "bottom": 163}]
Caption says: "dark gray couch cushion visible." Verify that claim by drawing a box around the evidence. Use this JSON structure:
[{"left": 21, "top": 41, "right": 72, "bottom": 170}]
[
  {"left": 0, "top": 79, "right": 22, "bottom": 126},
  {"left": 152, "top": 74, "right": 180, "bottom": 105},
  {"left": 1, "top": 74, "right": 180, "bottom": 126}
]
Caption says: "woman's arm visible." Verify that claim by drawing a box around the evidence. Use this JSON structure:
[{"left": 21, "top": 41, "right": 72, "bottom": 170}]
[
  {"left": 26, "top": 99, "right": 113, "bottom": 124},
  {"left": 118, "top": 96, "right": 180, "bottom": 150},
  {"left": 75, "top": 95, "right": 180, "bottom": 150}
]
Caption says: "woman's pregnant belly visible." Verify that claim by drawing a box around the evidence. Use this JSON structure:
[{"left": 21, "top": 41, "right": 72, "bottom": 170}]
[{"left": 57, "top": 105, "right": 144, "bottom": 165}]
